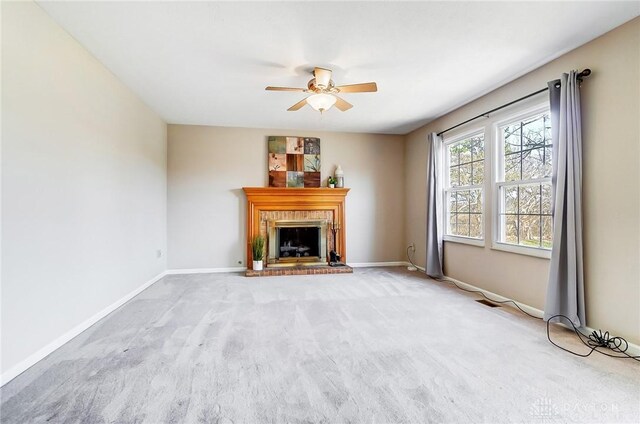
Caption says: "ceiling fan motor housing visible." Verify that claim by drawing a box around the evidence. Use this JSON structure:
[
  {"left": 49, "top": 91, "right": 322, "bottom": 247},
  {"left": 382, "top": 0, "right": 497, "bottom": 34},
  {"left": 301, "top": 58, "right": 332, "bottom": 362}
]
[{"left": 308, "top": 79, "right": 336, "bottom": 93}]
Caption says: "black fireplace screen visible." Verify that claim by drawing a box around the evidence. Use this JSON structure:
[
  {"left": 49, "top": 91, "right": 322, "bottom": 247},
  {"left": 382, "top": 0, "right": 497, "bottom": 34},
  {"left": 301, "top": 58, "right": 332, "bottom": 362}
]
[{"left": 277, "top": 227, "right": 321, "bottom": 258}]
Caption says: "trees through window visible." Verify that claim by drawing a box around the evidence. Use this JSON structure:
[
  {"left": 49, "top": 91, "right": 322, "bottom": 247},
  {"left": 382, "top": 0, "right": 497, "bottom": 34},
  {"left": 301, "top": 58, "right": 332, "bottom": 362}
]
[
  {"left": 444, "top": 132, "right": 485, "bottom": 240},
  {"left": 496, "top": 111, "right": 553, "bottom": 249}
]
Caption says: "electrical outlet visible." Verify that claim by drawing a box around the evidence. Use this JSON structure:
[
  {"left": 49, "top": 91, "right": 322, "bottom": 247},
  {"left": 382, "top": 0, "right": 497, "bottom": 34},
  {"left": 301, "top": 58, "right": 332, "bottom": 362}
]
[
  {"left": 408, "top": 243, "right": 415, "bottom": 252},
  {"left": 238, "top": 260, "right": 242, "bottom": 265}
]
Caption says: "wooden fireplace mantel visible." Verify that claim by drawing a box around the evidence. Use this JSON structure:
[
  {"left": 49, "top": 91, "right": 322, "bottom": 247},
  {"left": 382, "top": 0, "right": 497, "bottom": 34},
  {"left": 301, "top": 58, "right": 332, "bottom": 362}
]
[{"left": 242, "top": 187, "right": 350, "bottom": 269}]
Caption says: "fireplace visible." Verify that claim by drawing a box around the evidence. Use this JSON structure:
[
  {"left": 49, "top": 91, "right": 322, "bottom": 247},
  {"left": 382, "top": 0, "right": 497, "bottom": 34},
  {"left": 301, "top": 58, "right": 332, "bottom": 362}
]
[
  {"left": 242, "top": 187, "right": 349, "bottom": 271},
  {"left": 267, "top": 220, "right": 328, "bottom": 267}
]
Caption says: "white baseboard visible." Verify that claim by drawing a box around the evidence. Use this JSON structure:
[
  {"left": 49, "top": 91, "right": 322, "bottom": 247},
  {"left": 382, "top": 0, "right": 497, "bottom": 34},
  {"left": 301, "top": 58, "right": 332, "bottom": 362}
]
[
  {"left": 165, "top": 267, "right": 246, "bottom": 275},
  {"left": 0, "top": 270, "right": 167, "bottom": 387},
  {"left": 348, "top": 261, "right": 408, "bottom": 268},
  {"left": 439, "top": 275, "right": 545, "bottom": 318}
]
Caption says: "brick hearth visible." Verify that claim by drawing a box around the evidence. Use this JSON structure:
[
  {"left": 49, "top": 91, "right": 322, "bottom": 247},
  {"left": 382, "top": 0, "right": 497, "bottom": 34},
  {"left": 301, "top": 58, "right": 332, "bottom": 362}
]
[{"left": 245, "top": 265, "right": 353, "bottom": 277}]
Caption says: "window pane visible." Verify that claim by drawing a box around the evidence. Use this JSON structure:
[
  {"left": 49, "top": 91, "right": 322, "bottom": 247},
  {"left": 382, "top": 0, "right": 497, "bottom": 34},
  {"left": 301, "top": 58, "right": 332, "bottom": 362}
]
[
  {"left": 470, "top": 190, "right": 482, "bottom": 213},
  {"left": 459, "top": 140, "right": 472, "bottom": 164},
  {"left": 446, "top": 133, "right": 484, "bottom": 240},
  {"left": 519, "top": 214, "right": 541, "bottom": 247},
  {"left": 457, "top": 190, "right": 470, "bottom": 212},
  {"left": 542, "top": 184, "right": 552, "bottom": 215},
  {"left": 449, "top": 144, "right": 459, "bottom": 166},
  {"left": 522, "top": 115, "right": 546, "bottom": 150},
  {"left": 543, "top": 146, "right": 553, "bottom": 177},
  {"left": 471, "top": 137, "right": 484, "bottom": 161},
  {"left": 449, "top": 166, "right": 459, "bottom": 187},
  {"left": 504, "top": 153, "right": 521, "bottom": 182},
  {"left": 502, "top": 112, "right": 553, "bottom": 181},
  {"left": 504, "top": 214, "right": 518, "bottom": 244},
  {"left": 519, "top": 185, "right": 540, "bottom": 215},
  {"left": 469, "top": 214, "right": 482, "bottom": 238},
  {"left": 450, "top": 142, "right": 468, "bottom": 164},
  {"left": 504, "top": 124, "right": 521, "bottom": 153},
  {"left": 542, "top": 216, "right": 553, "bottom": 248},
  {"left": 448, "top": 192, "right": 457, "bottom": 213},
  {"left": 522, "top": 147, "right": 546, "bottom": 180},
  {"left": 504, "top": 186, "right": 518, "bottom": 214},
  {"left": 449, "top": 212, "right": 458, "bottom": 235},
  {"left": 472, "top": 160, "right": 484, "bottom": 185},
  {"left": 457, "top": 213, "right": 469, "bottom": 237},
  {"left": 498, "top": 111, "right": 552, "bottom": 251},
  {"left": 459, "top": 163, "right": 472, "bottom": 186},
  {"left": 544, "top": 114, "right": 551, "bottom": 142}
]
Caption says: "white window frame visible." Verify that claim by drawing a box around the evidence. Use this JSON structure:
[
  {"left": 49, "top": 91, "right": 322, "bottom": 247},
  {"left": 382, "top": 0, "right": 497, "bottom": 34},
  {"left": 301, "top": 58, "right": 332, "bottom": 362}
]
[
  {"left": 443, "top": 128, "right": 486, "bottom": 247},
  {"left": 491, "top": 103, "right": 552, "bottom": 259}
]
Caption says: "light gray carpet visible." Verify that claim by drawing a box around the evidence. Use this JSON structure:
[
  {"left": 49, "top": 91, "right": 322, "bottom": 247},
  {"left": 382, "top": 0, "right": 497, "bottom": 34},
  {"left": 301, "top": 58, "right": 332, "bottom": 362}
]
[{"left": 1, "top": 268, "right": 639, "bottom": 423}]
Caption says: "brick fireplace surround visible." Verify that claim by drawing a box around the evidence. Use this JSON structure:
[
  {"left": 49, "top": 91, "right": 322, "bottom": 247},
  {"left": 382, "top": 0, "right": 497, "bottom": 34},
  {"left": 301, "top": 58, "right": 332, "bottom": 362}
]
[{"left": 242, "top": 187, "right": 351, "bottom": 276}]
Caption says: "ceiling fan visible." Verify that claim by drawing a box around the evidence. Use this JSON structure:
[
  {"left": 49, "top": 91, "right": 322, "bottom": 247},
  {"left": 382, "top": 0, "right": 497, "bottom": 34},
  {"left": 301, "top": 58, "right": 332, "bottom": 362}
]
[{"left": 265, "top": 67, "right": 378, "bottom": 113}]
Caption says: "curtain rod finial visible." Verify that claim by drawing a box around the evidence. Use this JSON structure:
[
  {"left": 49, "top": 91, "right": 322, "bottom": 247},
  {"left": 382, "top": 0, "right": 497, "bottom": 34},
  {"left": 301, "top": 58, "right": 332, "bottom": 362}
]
[{"left": 579, "top": 69, "right": 591, "bottom": 78}]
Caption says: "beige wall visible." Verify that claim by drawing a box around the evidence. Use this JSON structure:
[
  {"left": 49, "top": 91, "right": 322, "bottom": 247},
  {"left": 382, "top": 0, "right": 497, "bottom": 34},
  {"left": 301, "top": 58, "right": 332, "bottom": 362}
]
[
  {"left": 168, "top": 125, "right": 404, "bottom": 269},
  {"left": 405, "top": 18, "right": 640, "bottom": 343},
  {"left": 1, "top": 2, "right": 167, "bottom": 378}
]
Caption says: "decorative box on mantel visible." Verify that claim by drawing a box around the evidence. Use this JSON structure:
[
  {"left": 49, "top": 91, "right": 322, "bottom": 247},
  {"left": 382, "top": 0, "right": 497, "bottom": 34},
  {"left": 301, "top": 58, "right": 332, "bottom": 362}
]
[{"left": 242, "top": 187, "right": 349, "bottom": 273}]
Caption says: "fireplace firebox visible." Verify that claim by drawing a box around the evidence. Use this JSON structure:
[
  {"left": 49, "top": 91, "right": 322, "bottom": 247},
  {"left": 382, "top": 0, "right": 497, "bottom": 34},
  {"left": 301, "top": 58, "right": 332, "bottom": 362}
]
[{"left": 267, "top": 220, "right": 328, "bottom": 267}]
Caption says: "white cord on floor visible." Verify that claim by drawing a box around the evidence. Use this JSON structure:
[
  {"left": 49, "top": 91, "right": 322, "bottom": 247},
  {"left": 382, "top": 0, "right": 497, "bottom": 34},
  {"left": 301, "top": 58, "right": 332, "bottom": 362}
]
[{"left": 406, "top": 245, "right": 420, "bottom": 272}]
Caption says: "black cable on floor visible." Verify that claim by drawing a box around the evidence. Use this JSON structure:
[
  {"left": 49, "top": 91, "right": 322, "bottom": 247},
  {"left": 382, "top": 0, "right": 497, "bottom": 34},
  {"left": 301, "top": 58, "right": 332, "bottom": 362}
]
[
  {"left": 547, "top": 314, "right": 640, "bottom": 361},
  {"left": 406, "top": 245, "right": 640, "bottom": 362}
]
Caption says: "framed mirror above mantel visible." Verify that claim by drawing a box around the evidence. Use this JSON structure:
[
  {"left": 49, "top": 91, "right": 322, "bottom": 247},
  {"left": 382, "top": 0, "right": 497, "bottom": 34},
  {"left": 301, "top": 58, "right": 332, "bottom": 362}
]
[{"left": 242, "top": 187, "right": 350, "bottom": 270}]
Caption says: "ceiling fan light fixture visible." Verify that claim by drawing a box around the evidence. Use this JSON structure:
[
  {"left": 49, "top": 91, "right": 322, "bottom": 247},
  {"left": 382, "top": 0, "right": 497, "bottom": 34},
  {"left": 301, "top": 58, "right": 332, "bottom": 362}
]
[
  {"left": 267, "top": 67, "right": 375, "bottom": 112},
  {"left": 307, "top": 93, "right": 337, "bottom": 113}
]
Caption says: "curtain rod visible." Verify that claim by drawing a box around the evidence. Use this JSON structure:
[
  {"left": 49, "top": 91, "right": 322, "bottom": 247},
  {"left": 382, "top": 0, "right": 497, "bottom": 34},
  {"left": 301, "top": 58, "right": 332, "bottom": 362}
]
[{"left": 436, "top": 69, "right": 591, "bottom": 137}]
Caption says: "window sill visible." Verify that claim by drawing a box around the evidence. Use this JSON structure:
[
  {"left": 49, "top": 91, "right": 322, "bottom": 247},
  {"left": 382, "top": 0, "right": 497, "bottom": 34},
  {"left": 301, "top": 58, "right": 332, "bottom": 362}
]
[
  {"left": 491, "top": 242, "right": 551, "bottom": 259},
  {"left": 444, "top": 235, "right": 485, "bottom": 247}
]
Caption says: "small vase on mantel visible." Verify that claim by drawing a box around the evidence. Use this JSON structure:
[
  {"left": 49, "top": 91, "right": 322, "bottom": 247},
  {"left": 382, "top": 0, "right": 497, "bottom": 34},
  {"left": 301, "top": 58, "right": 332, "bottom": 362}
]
[{"left": 335, "top": 165, "right": 344, "bottom": 188}]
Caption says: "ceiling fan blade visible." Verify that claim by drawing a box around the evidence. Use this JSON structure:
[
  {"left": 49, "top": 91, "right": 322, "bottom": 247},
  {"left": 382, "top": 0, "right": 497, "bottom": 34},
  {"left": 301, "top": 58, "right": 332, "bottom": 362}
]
[
  {"left": 287, "top": 97, "right": 308, "bottom": 111},
  {"left": 313, "top": 67, "right": 332, "bottom": 88},
  {"left": 266, "top": 86, "right": 306, "bottom": 92},
  {"left": 333, "top": 95, "right": 353, "bottom": 112},
  {"left": 335, "top": 82, "right": 378, "bottom": 93}
]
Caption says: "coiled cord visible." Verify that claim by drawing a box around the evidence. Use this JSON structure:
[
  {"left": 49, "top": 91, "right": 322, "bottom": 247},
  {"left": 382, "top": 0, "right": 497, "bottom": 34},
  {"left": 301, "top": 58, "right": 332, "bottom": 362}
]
[{"left": 547, "top": 315, "right": 639, "bottom": 361}]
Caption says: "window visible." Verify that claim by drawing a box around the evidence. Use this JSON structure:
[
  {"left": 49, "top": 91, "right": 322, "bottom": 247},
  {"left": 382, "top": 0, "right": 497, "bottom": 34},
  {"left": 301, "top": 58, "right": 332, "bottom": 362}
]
[
  {"left": 438, "top": 100, "right": 554, "bottom": 258},
  {"left": 444, "top": 131, "right": 485, "bottom": 244},
  {"left": 495, "top": 109, "right": 553, "bottom": 252}
]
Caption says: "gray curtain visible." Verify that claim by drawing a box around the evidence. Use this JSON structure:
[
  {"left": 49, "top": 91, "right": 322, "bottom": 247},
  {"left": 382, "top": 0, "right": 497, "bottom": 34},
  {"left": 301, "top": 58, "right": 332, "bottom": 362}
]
[
  {"left": 544, "top": 71, "right": 585, "bottom": 326},
  {"left": 426, "top": 132, "right": 443, "bottom": 278}
]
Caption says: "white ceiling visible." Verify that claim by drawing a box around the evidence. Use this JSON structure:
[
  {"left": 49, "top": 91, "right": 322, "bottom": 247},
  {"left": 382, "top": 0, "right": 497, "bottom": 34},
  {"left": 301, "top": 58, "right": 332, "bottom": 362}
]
[{"left": 37, "top": 1, "right": 639, "bottom": 135}]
